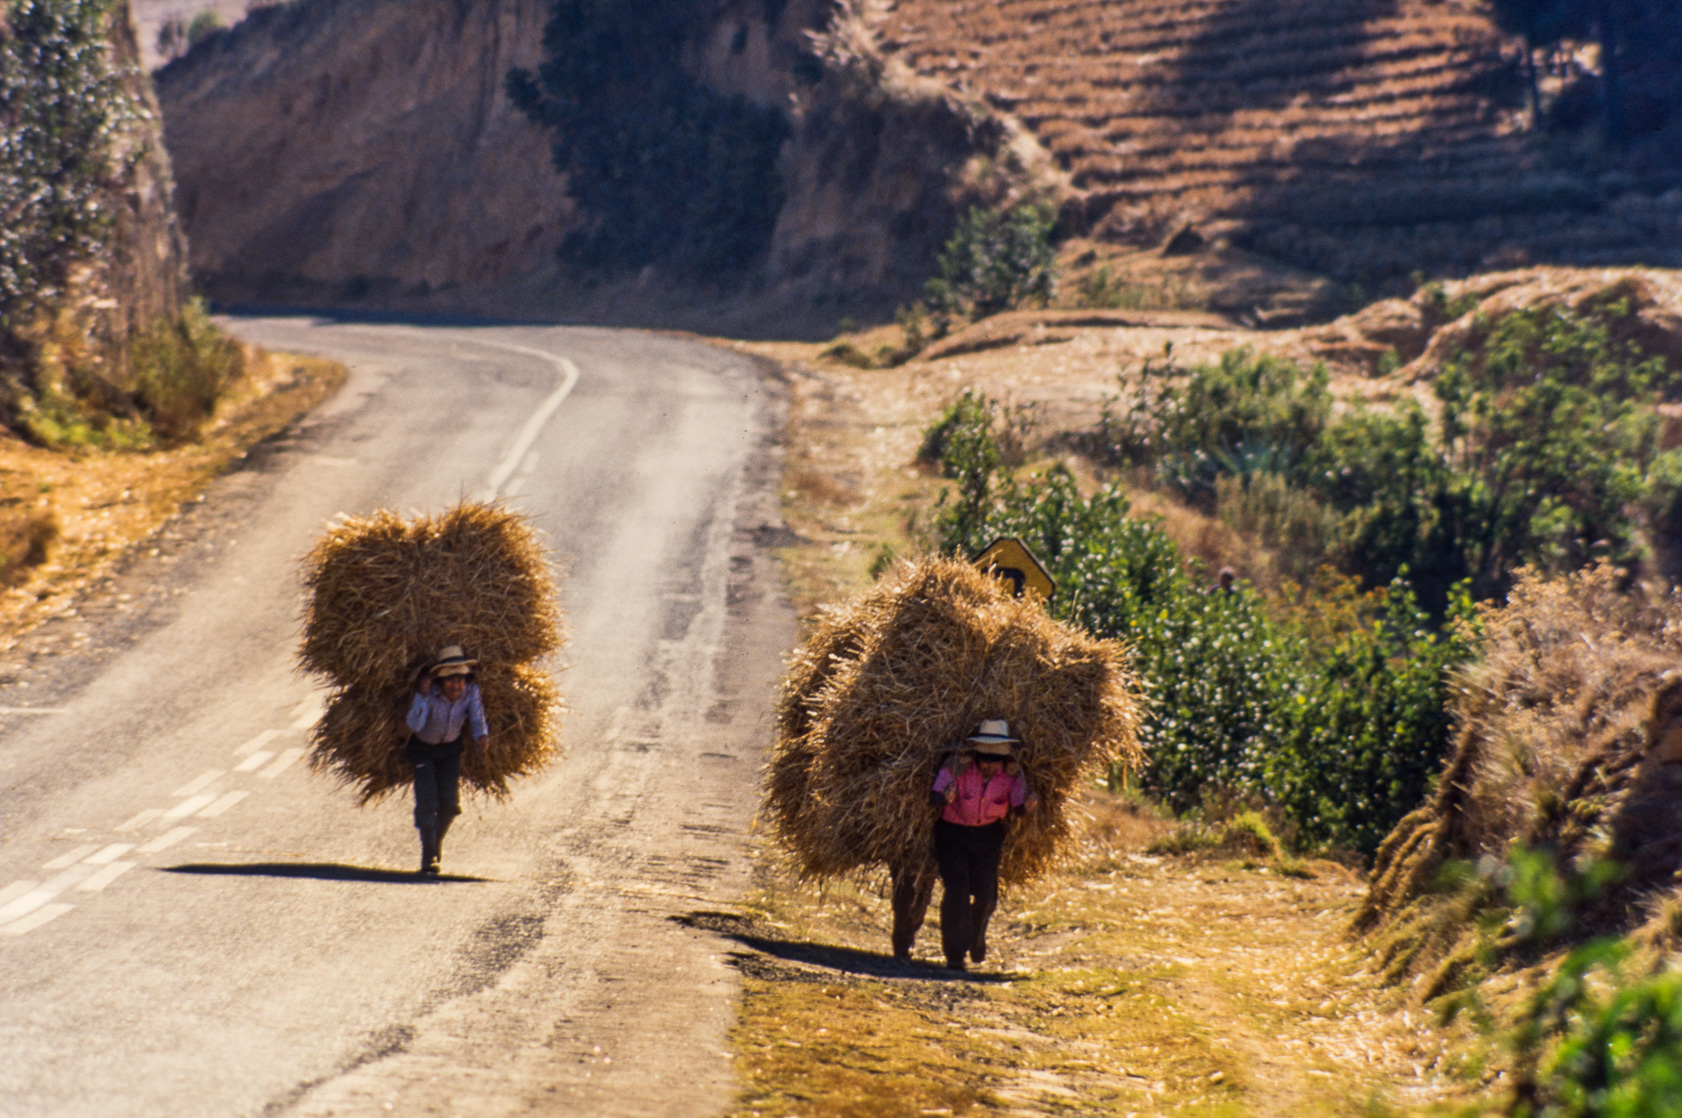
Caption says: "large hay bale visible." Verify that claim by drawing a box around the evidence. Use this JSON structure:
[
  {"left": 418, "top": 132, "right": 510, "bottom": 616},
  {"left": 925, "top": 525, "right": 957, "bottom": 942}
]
[
  {"left": 298, "top": 502, "right": 565, "bottom": 802},
  {"left": 764, "top": 557, "right": 1142, "bottom": 888},
  {"left": 300, "top": 504, "right": 562, "bottom": 687}
]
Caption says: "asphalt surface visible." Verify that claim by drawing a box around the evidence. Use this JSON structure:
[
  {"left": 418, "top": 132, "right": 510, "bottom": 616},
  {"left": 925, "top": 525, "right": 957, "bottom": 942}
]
[{"left": 0, "top": 319, "right": 795, "bottom": 1117}]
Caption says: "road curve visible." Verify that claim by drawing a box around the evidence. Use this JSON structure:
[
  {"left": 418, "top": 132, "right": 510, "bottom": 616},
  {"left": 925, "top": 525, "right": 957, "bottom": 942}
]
[{"left": 0, "top": 318, "right": 795, "bottom": 1117}]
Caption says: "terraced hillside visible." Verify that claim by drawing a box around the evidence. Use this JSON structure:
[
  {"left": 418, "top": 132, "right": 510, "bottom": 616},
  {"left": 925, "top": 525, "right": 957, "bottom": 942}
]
[{"left": 872, "top": 0, "right": 1682, "bottom": 282}]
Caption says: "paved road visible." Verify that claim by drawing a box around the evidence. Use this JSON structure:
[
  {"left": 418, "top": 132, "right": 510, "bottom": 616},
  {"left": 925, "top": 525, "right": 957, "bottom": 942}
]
[{"left": 0, "top": 319, "right": 794, "bottom": 1116}]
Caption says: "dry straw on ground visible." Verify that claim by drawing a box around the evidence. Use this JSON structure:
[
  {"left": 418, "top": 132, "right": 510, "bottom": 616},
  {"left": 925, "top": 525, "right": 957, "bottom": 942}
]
[
  {"left": 1356, "top": 565, "right": 1682, "bottom": 980},
  {"left": 298, "top": 502, "right": 565, "bottom": 802},
  {"left": 765, "top": 557, "right": 1141, "bottom": 887}
]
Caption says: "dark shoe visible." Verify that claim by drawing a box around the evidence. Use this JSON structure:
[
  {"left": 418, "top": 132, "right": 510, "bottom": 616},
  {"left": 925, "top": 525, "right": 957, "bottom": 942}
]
[
  {"left": 424, "top": 859, "right": 441, "bottom": 876},
  {"left": 418, "top": 826, "right": 439, "bottom": 875},
  {"left": 945, "top": 957, "right": 967, "bottom": 972},
  {"left": 970, "top": 933, "right": 987, "bottom": 964}
]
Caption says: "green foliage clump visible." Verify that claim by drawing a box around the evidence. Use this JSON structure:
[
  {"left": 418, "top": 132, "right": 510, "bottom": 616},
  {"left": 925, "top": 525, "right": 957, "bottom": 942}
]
[
  {"left": 923, "top": 203, "right": 1057, "bottom": 323},
  {"left": 1099, "top": 301, "right": 1682, "bottom": 610},
  {"left": 184, "top": 9, "right": 223, "bottom": 47},
  {"left": 129, "top": 297, "right": 243, "bottom": 443},
  {"left": 927, "top": 406, "right": 1471, "bottom": 851},
  {"left": 0, "top": 0, "right": 140, "bottom": 329},
  {"left": 508, "top": 0, "right": 789, "bottom": 277}
]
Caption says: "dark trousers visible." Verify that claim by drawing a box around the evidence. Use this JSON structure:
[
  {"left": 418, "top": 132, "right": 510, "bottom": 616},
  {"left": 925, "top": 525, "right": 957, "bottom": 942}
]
[
  {"left": 934, "top": 819, "right": 1004, "bottom": 966},
  {"left": 406, "top": 738, "right": 463, "bottom": 830},
  {"left": 889, "top": 862, "right": 936, "bottom": 958}
]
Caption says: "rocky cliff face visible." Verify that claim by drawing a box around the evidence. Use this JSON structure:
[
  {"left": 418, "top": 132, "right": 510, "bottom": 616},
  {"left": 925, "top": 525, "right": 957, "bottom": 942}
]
[{"left": 153, "top": 0, "right": 1028, "bottom": 332}]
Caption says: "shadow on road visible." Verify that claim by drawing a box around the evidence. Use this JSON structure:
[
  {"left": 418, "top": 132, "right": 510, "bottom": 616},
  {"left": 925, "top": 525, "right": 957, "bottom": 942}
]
[
  {"left": 162, "top": 862, "right": 492, "bottom": 884},
  {"left": 674, "top": 911, "right": 1012, "bottom": 984}
]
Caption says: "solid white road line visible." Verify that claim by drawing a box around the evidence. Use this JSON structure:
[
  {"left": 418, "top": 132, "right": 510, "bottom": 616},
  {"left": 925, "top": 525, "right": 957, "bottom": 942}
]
[
  {"left": 116, "top": 808, "right": 165, "bottom": 832},
  {"left": 43, "top": 844, "right": 101, "bottom": 871},
  {"left": 234, "top": 729, "right": 282, "bottom": 758},
  {"left": 173, "top": 770, "right": 225, "bottom": 797},
  {"left": 475, "top": 343, "right": 580, "bottom": 494},
  {"left": 0, "top": 707, "right": 69, "bottom": 715},
  {"left": 503, "top": 476, "right": 527, "bottom": 497},
  {"left": 259, "top": 748, "right": 304, "bottom": 779},
  {"left": 197, "top": 791, "right": 249, "bottom": 818},
  {"left": 234, "top": 750, "right": 274, "bottom": 772},
  {"left": 135, "top": 826, "right": 195, "bottom": 854},
  {"left": 84, "top": 844, "right": 134, "bottom": 866},
  {"left": 0, "top": 881, "right": 39, "bottom": 907},
  {"left": 162, "top": 793, "right": 217, "bottom": 821},
  {"left": 77, "top": 862, "right": 135, "bottom": 893},
  {"left": 1, "top": 903, "right": 73, "bottom": 936}
]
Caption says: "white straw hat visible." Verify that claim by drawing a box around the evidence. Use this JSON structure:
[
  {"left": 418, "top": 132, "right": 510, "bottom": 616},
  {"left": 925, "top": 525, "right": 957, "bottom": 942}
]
[
  {"left": 967, "top": 719, "right": 1018, "bottom": 755},
  {"left": 429, "top": 645, "right": 477, "bottom": 678}
]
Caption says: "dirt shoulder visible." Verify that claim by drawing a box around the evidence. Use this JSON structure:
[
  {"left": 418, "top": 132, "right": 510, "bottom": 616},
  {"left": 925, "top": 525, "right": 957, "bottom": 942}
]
[{"left": 0, "top": 348, "right": 344, "bottom": 664}]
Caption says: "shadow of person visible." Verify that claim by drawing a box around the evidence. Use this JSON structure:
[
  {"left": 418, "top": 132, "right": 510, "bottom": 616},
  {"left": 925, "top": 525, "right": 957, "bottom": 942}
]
[
  {"left": 673, "top": 911, "right": 1013, "bottom": 984},
  {"left": 161, "top": 862, "right": 492, "bottom": 885}
]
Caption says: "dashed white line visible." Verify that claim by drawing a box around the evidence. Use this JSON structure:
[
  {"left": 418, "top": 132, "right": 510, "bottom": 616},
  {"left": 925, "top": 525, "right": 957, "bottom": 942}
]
[
  {"left": 77, "top": 862, "right": 135, "bottom": 893},
  {"left": 1, "top": 903, "right": 72, "bottom": 936},
  {"left": 235, "top": 729, "right": 283, "bottom": 758},
  {"left": 0, "top": 706, "right": 68, "bottom": 715},
  {"left": 116, "top": 808, "right": 165, "bottom": 832},
  {"left": 173, "top": 770, "right": 224, "bottom": 798},
  {"left": 84, "top": 844, "right": 134, "bottom": 866},
  {"left": 135, "top": 827, "right": 195, "bottom": 855},
  {"left": 198, "top": 791, "right": 249, "bottom": 818},
  {"left": 259, "top": 748, "right": 304, "bottom": 779},
  {"left": 0, "top": 881, "right": 39, "bottom": 907},
  {"left": 234, "top": 750, "right": 274, "bottom": 773},
  {"left": 0, "top": 865, "right": 96, "bottom": 922},
  {"left": 43, "top": 844, "right": 101, "bottom": 870},
  {"left": 162, "top": 794, "right": 217, "bottom": 821}
]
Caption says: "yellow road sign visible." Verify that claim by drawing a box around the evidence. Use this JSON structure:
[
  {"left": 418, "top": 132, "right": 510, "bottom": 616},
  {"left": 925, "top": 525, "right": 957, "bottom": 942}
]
[{"left": 973, "top": 537, "right": 1055, "bottom": 601}]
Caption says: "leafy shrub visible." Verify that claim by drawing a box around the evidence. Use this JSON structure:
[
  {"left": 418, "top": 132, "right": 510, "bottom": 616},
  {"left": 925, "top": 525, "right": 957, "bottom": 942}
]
[
  {"left": 929, "top": 407, "right": 1470, "bottom": 851},
  {"left": 508, "top": 0, "right": 788, "bottom": 277},
  {"left": 923, "top": 203, "right": 1058, "bottom": 323},
  {"left": 185, "top": 9, "right": 224, "bottom": 46},
  {"left": 130, "top": 297, "right": 243, "bottom": 443}
]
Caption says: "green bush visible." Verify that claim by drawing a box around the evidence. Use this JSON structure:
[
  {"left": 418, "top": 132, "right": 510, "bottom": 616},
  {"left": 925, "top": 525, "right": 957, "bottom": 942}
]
[
  {"left": 130, "top": 297, "right": 243, "bottom": 444},
  {"left": 929, "top": 409, "right": 1469, "bottom": 849},
  {"left": 508, "top": 0, "right": 788, "bottom": 277},
  {"left": 923, "top": 203, "right": 1058, "bottom": 323},
  {"left": 184, "top": 9, "right": 223, "bottom": 46}
]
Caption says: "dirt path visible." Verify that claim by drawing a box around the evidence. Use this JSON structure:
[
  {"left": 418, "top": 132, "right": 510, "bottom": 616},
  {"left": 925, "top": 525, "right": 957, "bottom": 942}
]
[{"left": 712, "top": 802, "right": 1460, "bottom": 1117}]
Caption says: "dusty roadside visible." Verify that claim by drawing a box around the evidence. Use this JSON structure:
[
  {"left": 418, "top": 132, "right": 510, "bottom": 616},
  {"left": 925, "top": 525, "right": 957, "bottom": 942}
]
[
  {"left": 704, "top": 313, "right": 1481, "bottom": 1116},
  {"left": 0, "top": 347, "right": 344, "bottom": 669}
]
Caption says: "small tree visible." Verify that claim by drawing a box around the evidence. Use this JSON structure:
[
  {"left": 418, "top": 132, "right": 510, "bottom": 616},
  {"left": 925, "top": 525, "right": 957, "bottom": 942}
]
[
  {"left": 185, "top": 9, "right": 224, "bottom": 48},
  {"left": 923, "top": 202, "right": 1058, "bottom": 323}
]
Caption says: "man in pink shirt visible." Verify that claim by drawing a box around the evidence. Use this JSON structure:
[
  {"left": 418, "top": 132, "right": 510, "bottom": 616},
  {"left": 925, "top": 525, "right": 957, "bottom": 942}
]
[{"left": 929, "top": 719, "right": 1038, "bottom": 971}]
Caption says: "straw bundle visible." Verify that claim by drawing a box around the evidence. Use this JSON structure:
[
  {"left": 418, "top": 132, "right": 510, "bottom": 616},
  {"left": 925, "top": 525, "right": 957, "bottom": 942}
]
[
  {"left": 298, "top": 502, "right": 565, "bottom": 802},
  {"left": 764, "top": 557, "right": 1142, "bottom": 887}
]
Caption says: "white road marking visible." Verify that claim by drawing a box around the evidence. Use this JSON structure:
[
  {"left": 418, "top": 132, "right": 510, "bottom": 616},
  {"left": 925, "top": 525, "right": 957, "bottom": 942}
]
[
  {"left": 291, "top": 703, "right": 323, "bottom": 730},
  {"left": 0, "top": 866, "right": 96, "bottom": 922},
  {"left": 173, "top": 770, "right": 224, "bottom": 798},
  {"left": 472, "top": 343, "right": 579, "bottom": 494},
  {"left": 83, "top": 844, "right": 134, "bottom": 866},
  {"left": 235, "top": 729, "right": 282, "bottom": 758},
  {"left": 259, "top": 748, "right": 305, "bottom": 778},
  {"left": 503, "top": 476, "right": 527, "bottom": 497},
  {"left": 1, "top": 903, "right": 72, "bottom": 936},
  {"left": 77, "top": 862, "right": 135, "bottom": 893},
  {"left": 0, "top": 706, "right": 69, "bottom": 715},
  {"left": 161, "top": 794, "right": 216, "bottom": 822},
  {"left": 0, "top": 881, "right": 39, "bottom": 906},
  {"left": 520, "top": 451, "right": 539, "bottom": 475},
  {"left": 234, "top": 750, "right": 274, "bottom": 772},
  {"left": 116, "top": 808, "right": 165, "bottom": 832},
  {"left": 43, "top": 844, "right": 101, "bottom": 870},
  {"left": 135, "top": 827, "right": 195, "bottom": 854},
  {"left": 197, "top": 791, "right": 249, "bottom": 818}
]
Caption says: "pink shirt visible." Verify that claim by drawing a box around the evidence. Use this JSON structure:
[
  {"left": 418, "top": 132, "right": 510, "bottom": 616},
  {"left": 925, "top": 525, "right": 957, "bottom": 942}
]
[{"left": 932, "top": 764, "right": 1026, "bottom": 827}]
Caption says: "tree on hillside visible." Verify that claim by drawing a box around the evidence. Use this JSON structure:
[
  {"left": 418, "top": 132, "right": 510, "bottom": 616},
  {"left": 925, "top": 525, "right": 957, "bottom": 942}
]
[{"left": 507, "top": 0, "right": 789, "bottom": 278}]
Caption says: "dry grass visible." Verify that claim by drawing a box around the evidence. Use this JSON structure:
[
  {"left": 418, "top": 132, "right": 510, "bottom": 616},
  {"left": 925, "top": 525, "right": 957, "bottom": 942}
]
[
  {"left": 724, "top": 790, "right": 1462, "bottom": 1118},
  {"left": 297, "top": 501, "right": 566, "bottom": 802},
  {"left": 1357, "top": 564, "right": 1682, "bottom": 979},
  {"left": 0, "top": 349, "right": 345, "bottom": 651},
  {"left": 764, "top": 557, "right": 1140, "bottom": 889}
]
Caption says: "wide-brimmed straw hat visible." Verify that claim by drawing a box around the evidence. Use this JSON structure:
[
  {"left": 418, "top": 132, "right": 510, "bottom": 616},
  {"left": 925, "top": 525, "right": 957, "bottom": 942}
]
[
  {"left": 967, "top": 719, "right": 1018, "bottom": 756},
  {"left": 429, "top": 645, "right": 477, "bottom": 678}
]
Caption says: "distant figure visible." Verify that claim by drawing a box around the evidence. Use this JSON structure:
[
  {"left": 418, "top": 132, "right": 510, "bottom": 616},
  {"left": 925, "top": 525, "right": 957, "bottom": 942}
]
[
  {"left": 927, "top": 719, "right": 1038, "bottom": 971},
  {"left": 405, "top": 645, "right": 489, "bottom": 875},
  {"left": 1209, "top": 566, "right": 1238, "bottom": 595}
]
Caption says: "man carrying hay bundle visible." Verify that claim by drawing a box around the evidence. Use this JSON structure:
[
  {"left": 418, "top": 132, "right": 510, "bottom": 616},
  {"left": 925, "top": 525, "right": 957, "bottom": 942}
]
[
  {"left": 406, "top": 646, "right": 489, "bottom": 875},
  {"left": 763, "top": 557, "right": 1141, "bottom": 971}
]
